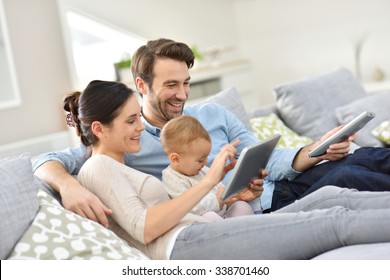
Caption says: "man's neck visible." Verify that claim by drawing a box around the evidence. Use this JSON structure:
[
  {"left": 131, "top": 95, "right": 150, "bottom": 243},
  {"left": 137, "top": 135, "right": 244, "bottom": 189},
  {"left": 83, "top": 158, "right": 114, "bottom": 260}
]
[{"left": 141, "top": 107, "right": 166, "bottom": 129}]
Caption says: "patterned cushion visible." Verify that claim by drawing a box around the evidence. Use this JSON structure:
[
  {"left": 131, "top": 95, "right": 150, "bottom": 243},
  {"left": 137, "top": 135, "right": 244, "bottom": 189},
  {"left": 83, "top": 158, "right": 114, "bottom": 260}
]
[
  {"left": 372, "top": 120, "right": 390, "bottom": 145},
  {"left": 250, "top": 113, "right": 312, "bottom": 148},
  {"left": 8, "top": 190, "right": 149, "bottom": 260}
]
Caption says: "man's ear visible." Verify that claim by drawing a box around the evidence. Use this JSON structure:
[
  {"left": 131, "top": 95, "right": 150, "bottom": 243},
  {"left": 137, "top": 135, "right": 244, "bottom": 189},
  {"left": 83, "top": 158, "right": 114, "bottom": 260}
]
[
  {"left": 91, "top": 121, "right": 104, "bottom": 138},
  {"left": 136, "top": 77, "right": 148, "bottom": 97}
]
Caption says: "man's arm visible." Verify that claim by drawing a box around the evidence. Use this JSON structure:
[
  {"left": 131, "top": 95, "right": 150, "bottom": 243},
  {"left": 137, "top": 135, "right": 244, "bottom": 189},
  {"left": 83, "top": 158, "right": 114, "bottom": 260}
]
[
  {"left": 33, "top": 146, "right": 112, "bottom": 227},
  {"left": 292, "top": 126, "right": 354, "bottom": 172}
]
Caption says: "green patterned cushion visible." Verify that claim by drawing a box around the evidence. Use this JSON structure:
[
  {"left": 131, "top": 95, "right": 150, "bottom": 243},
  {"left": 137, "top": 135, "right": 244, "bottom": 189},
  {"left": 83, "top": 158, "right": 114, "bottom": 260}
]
[
  {"left": 8, "top": 189, "right": 149, "bottom": 260},
  {"left": 372, "top": 120, "right": 390, "bottom": 145},
  {"left": 250, "top": 113, "right": 312, "bottom": 148}
]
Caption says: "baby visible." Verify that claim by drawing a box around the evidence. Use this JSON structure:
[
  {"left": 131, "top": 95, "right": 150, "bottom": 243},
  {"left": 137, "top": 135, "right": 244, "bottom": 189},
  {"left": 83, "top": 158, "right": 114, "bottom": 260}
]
[{"left": 160, "top": 115, "right": 254, "bottom": 221}]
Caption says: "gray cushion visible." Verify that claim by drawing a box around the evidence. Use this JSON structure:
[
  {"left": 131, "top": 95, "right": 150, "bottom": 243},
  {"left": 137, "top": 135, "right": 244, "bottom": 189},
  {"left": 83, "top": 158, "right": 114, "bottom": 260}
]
[
  {"left": 312, "top": 243, "right": 390, "bottom": 260},
  {"left": 335, "top": 91, "right": 390, "bottom": 147},
  {"left": 202, "top": 87, "right": 252, "bottom": 131},
  {"left": 274, "top": 67, "right": 368, "bottom": 140},
  {"left": 0, "top": 154, "right": 39, "bottom": 259}
]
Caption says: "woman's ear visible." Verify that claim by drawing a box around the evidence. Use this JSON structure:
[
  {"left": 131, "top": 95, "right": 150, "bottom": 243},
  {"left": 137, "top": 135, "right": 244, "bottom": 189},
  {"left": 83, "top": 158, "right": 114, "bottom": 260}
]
[{"left": 91, "top": 121, "right": 104, "bottom": 139}]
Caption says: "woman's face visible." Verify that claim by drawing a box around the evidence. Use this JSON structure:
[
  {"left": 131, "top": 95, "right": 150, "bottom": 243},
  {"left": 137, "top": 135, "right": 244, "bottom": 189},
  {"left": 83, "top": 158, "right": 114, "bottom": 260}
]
[{"left": 98, "top": 95, "right": 145, "bottom": 161}]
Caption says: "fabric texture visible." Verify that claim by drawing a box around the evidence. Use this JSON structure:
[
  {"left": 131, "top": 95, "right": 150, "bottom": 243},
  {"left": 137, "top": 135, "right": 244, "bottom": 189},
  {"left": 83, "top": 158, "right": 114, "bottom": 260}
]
[
  {"left": 162, "top": 165, "right": 226, "bottom": 216},
  {"left": 201, "top": 87, "right": 252, "bottom": 131},
  {"left": 8, "top": 189, "right": 149, "bottom": 260},
  {"left": 250, "top": 113, "right": 312, "bottom": 148},
  {"left": 372, "top": 119, "right": 390, "bottom": 145},
  {"left": 77, "top": 154, "right": 208, "bottom": 259},
  {"left": 335, "top": 91, "right": 390, "bottom": 147},
  {"left": 0, "top": 154, "right": 39, "bottom": 259},
  {"left": 274, "top": 67, "right": 367, "bottom": 140}
]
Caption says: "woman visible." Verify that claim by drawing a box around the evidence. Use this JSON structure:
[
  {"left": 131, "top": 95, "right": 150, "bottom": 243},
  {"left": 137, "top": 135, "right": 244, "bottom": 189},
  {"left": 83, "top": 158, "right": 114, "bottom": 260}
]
[{"left": 66, "top": 80, "right": 390, "bottom": 260}]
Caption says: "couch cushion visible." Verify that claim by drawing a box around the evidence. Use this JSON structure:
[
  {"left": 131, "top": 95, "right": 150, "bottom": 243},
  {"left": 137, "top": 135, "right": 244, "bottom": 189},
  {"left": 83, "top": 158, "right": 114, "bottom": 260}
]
[
  {"left": 0, "top": 154, "right": 39, "bottom": 259},
  {"left": 250, "top": 113, "right": 312, "bottom": 148},
  {"left": 335, "top": 91, "right": 390, "bottom": 147},
  {"left": 372, "top": 119, "right": 390, "bottom": 146},
  {"left": 312, "top": 243, "right": 390, "bottom": 260},
  {"left": 8, "top": 189, "right": 149, "bottom": 260},
  {"left": 201, "top": 87, "right": 252, "bottom": 131},
  {"left": 274, "top": 67, "right": 367, "bottom": 140}
]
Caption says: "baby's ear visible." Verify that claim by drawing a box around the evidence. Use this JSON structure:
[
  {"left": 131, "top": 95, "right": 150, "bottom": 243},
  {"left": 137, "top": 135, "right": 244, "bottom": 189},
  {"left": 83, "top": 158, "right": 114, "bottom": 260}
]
[{"left": 169, "top": 152, "right": 180, "bottom": 164}]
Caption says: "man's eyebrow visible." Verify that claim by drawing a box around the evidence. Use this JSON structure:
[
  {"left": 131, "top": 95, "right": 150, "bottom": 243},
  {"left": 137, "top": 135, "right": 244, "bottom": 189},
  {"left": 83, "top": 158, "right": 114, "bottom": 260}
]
[{"left": 163, "top": 76, "right": 191, "bottom": 85}]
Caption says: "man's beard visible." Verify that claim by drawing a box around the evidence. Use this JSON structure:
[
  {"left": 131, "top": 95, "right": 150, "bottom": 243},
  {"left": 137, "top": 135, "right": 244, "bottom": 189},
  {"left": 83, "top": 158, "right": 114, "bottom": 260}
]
[{"left": 149, "top": 89, "right": 184, "bottom": 122}]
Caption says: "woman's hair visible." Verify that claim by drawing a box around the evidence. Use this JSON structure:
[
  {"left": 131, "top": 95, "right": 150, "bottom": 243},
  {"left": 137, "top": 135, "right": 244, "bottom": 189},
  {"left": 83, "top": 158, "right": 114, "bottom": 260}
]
[
  {"left": 63, "top": 80, "right": 134, "bottom": 146},
  {"left": 160, "top": 115, "right": 211, "bottom": 155},
  {"left": 131, "top": 38, "right": 194, "bottom": 89}
]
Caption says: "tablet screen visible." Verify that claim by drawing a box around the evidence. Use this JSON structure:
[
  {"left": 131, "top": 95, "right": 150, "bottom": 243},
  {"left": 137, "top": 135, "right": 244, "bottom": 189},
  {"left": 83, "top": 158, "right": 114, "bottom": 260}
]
[{"left": 221, "top": 134, "right": 281, "bottom": 200}]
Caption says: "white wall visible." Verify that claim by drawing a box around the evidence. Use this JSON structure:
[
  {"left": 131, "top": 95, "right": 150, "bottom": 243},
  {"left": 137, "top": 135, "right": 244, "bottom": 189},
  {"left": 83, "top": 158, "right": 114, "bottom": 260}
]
[
  {"left": 1, "top": 0, "right": 389, "bottom": 149},
  {"left": 0, "top": 0, "right": 73, "bottom": 146},
  {"left": 0, "top": 0, "right": 239, "bottom": 146},
  {"left": 232, "top": 0, "right": 390, "bottom": 104}
]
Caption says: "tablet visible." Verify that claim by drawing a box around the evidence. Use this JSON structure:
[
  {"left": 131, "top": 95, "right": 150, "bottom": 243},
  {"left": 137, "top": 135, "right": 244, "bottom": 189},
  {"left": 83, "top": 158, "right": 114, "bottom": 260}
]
[
  {"left": 308, "top": 111, "right": 375, "bottom": 158},
  {"left": 221, "top": 134, "right": 281, "bottom": 200}
]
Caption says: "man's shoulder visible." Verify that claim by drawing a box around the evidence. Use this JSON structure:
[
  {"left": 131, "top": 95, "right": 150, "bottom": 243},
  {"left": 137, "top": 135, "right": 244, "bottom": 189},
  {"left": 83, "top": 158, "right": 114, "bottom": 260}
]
[{"left": 184, "top": 102, "right": 228, "bottom": 116}]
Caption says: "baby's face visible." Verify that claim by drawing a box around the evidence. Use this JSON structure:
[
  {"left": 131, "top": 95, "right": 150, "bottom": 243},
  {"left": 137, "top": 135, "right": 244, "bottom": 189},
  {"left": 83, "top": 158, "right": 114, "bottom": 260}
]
[{"left": 176, "top": 138, "right": 211, "bottom": 176}]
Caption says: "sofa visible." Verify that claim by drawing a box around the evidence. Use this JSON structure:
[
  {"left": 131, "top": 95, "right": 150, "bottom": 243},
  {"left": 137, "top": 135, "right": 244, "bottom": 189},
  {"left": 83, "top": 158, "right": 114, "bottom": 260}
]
[{"left": 2, "top": 67, "right": 390, "bottom": 260}]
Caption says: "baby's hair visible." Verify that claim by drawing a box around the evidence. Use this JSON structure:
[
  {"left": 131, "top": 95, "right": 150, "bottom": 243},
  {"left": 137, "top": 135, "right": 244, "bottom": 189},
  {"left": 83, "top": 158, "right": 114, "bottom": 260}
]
[{"left": 160, "top": 116, "right": 211, "bottom": 155}]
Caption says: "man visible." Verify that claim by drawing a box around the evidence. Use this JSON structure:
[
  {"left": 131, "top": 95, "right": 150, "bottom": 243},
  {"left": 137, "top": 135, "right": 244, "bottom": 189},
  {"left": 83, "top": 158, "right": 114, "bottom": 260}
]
[{"left": 34, "top": 38, "right": 390, "bottom": 226}]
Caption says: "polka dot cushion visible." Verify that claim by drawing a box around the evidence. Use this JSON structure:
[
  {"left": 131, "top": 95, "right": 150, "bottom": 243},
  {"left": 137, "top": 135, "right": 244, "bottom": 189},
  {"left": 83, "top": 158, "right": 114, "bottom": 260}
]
[
  {"left": 372, "top": 120, "right": 390, "bottom": 145},
  {"left": 8, "top": 189, "right": 149, "bottom": 260},
  {"left": 250, "top": 113, "right": 312, "bottom": 148}
]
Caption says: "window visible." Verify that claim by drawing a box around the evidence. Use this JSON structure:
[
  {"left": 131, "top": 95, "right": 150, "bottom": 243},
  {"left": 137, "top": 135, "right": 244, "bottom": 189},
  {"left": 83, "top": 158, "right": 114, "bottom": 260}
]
[{"left": 60, "top": 7, "right": 146, "bottom": 88}]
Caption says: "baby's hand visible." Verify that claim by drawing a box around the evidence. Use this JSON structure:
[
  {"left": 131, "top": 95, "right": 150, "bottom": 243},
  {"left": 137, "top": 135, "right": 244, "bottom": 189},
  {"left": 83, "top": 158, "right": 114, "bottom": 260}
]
[{"left": 216, "top": 186, "right": 225, "bottom": 207}]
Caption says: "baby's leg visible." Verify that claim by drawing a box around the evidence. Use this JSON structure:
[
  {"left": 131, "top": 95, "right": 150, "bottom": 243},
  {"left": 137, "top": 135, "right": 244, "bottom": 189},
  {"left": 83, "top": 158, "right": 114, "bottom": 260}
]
[
  {"left": 224, "top": 201, "right": 254, "bottom": 218},
  {"left": 202, "top": 211, "right": 223, "bottom": 221}
]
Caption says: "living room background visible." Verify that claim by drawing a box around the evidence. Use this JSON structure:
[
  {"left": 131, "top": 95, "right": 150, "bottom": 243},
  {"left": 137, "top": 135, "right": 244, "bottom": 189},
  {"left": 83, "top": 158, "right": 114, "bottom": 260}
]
[{"left": 0, "top": 0, "right": 389, "bottom": 158}]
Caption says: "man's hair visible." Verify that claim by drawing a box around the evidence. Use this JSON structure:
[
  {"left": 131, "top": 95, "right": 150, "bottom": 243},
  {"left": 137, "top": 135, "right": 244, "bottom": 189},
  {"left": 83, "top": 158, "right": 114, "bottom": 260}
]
[
  {"left": 160, "top": 115, "right": 211, "bottom": 155},
  {"left": 131, "top": 38, "right": 195, "bottom": 89}
]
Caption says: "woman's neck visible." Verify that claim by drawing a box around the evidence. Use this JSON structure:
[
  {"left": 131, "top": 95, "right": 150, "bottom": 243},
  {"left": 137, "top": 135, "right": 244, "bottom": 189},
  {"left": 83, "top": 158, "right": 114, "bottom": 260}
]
[{"left": 92, "top": 146, "right": 125, "bottom": 164}]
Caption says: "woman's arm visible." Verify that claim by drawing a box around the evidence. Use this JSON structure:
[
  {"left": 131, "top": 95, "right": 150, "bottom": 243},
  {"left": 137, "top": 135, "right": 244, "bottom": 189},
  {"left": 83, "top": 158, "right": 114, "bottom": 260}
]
[{"left": 144, "top": 142, "right": 239, "bottom": 243}]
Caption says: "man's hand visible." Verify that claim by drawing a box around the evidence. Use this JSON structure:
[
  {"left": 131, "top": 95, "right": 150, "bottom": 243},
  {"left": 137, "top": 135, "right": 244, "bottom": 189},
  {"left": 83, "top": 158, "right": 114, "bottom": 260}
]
[
  {"left": 34, "top": 161, "right": 112, "bottom": 227},
  {"left": 317, "top": 125, "right": 355, "bottom": 161},
  {"left": 61, "top": 182, "right": 113, "bottom": 228},
  {"left": 223, "top": 169, "right": 267, "bottom": 206},
  {"left": 293, "top": 126, "right": 355, "bottom": 172}
]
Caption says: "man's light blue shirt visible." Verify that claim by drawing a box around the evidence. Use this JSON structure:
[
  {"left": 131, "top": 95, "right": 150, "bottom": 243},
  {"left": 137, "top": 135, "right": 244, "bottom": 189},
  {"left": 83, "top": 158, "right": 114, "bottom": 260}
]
[{"left": 33, "top": 103, "right": 301, "bottom": 210}]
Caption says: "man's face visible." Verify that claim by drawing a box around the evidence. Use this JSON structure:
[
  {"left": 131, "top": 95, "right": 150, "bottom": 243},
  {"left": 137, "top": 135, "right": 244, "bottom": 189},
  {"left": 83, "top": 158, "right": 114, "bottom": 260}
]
[{"left": 141, "top": 58, "right": 190, "bottom": 126}]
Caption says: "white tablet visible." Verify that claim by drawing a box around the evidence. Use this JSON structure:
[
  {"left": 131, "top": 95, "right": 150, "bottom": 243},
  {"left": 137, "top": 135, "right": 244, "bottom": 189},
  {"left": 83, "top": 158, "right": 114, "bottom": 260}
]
[
  {"left": 308, "top": 111, "right": 375, "bottom": 157},
  {"left": 221, "top": 134, "right": 281, "bottom": 200}
]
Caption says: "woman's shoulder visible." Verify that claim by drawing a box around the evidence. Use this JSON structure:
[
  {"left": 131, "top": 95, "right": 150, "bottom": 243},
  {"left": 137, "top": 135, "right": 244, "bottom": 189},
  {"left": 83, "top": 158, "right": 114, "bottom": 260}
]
[{"left": 81, "top": 154, "right": 148, "bottom": 177}]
